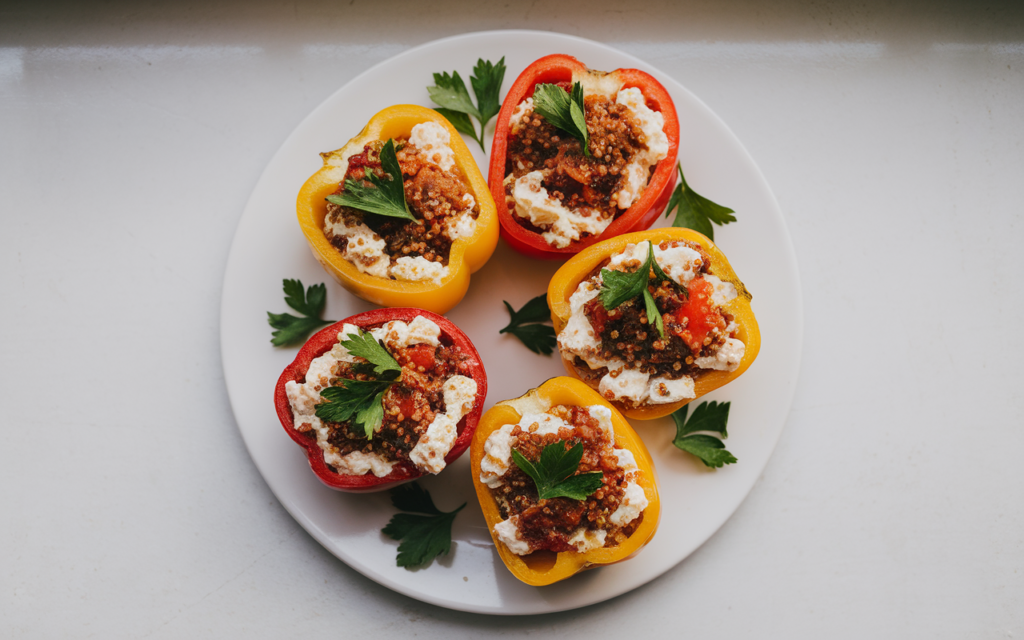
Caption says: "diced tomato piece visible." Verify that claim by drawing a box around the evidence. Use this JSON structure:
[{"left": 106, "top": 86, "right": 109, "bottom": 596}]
[
  {"left": 671, "top": 278, "right": 725, "bottom": 354},
  {"left": 584, "top": 298, "right": 611, "bottom": 336},
  {"left": 403, "top": 344, "right": 436, "bottom": 372}
]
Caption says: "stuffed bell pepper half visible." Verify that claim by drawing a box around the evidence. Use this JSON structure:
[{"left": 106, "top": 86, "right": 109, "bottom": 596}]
[
  {"left": 275, "top": 308, "right": 487, "bottom": 492},
  {"left": 470, "top": 377, "right": 659, "bottom": 586},
  {"left": 488, "top": 54, "right": 679, "bottom": 259},
  {"left": 297, "top": 105, "right": 498, "bottom": 314},
  {"left": 548, "top": 228, "right": 760, "bottom": 420}
]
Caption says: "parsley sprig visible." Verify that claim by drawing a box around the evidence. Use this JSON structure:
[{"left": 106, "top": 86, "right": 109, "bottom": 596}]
[
  {"left": 314, "top": 329, "right": 402, "bottom": 439},
  {"left": 599, "top": 243, "right": 673, "bottom": 339},
  {"left": 382, "top": 482, "right": 465, "bottom": 568},
  {"left": 665, "top": 163, "right": 736, "bottom": 240},
  {"left": 428, "top": 57, "right": 506, "bottom": 152},
  {"left": 267, "top": 279, "right": 334, "bottom": 346},
  {"left": 532, "top": 82, "right": 590, "bottom": 157},
  {"left": 500, "top": 294, "right": 556, "bottom": 355},
  {"left": 326, "top": 139, "right": 415, "bottom": 222},
  {"left": 512, "top": 441, "right": 605, "bottom": 501},
  {"left": 671, "top": 401, "right": 737, "bottom": 468}
]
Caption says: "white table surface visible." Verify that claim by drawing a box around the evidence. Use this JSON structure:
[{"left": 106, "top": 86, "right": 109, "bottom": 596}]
[{"left": 2, "top": 1, "right": 1022, "bottom": 637}]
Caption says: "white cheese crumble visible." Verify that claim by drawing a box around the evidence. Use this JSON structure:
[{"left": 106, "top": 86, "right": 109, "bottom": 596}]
[
  {"left": 409, "top": 121, "right": 455, "bottom": 171},
  {"left": 557, "top": 240, "right": 746, "bottom": 404},
  {"left": 509, "top": 97, "right": 534, "bottom": 128},
  {"left": 611, "top": 88, "right": 670, "bottom": 209},
  {"left": 512, "top": 170, "right": 612, "bottom": 248},
  {"left": 408, "top": 375, "right": 477, "bottom": 474},
  {"left": 389, "top": 256, "right": 448, "bottom": 285},
  {"left": 325, "top": 217, "right": 389, "bottom": 278},
  {"left": 481, "top": 404, "right": 647, "bottom": 556},
  {"left": 446, "top": 193, "right": 478, "bottom": 241},
  {"left": 286, "top": 316, "right": 474, "bottom": 476}
]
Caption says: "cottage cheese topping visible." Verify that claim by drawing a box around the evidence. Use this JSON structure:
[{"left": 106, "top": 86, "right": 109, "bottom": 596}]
[
  {"left": 286, "top": 316, "right": 474, "bottom": 477},
  {"left": 408, "top": 121, "right": 455, "bottom": 171},
  {"left": 481, "top": 404, "right": 647, "bottom": 556},
  {"left": 325, "top": 217, "right": 390, "bottom": 278},
  {"left": 408, "top": 375, "right": 478, "bottom": 474},
  {"left": 512, "top": 170, "right": 612, "bottom": 248},
  {"left": 494, "top": 516, "right": 532, "bottom": 555},
  {"left": 509, "top": 97, "right": 534, "bottom": 127},
  {"left": 446, "top": 193, "right": 478, "bottom": 241},
  {"left": 558, "top": 240, "right": 746, "bottom": 405},
  {"left": 389, "top": 256, "right": 448, "bottom": 285},
  {"left": 611, "top": 88, "right": 670, "bottom": 209}
]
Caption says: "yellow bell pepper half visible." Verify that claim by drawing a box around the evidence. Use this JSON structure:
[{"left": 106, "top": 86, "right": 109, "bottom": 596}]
[
  {"left": 296, "top": 105, "right": 498, "bottom": 314},
  {"left": 547, "top": 228, "right": 761, "bottom": 420},
  {"left": 470, "top": 377, "right": 660, "bottom": 586}
]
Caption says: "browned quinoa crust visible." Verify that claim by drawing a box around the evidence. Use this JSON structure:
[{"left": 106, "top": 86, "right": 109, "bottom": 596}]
[
  {"left": 489, "top": 405, "right": 642, "bottom": 554},
  {"left": 503, "top": 90, "right": 652, "bottom": 235},
  {"left": 324, "top": 139, "right": 478, "bottom": 269}
]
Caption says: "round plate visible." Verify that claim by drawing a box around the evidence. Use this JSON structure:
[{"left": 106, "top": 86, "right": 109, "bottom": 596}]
[{"left": 220, "top": 30, "right": 802, "bottom": 615}]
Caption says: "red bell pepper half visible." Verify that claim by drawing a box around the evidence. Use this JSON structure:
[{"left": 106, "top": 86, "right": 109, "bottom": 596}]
[
  {"left": 274, "top": 307, "right": 488, "bottom": 492},
  {"left": 488, "top": 54, "right": 680, "bottom": 259}
]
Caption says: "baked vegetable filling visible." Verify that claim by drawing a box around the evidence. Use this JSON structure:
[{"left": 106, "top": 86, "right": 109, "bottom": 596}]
[
  {"left": 558, "top": 240, "right": 746, "bottom": 409},
  {"left": 324, "top": 122, "right": 479, "bottom": 284},
  {"left": 478, "top": 404, "right": 649, "bottom": 555},
  {"left": 285, "top": 316, "right": 478, "bottom": 477},
  {"left": 502, "top": 86, "right": 668, "bottom": 248}
]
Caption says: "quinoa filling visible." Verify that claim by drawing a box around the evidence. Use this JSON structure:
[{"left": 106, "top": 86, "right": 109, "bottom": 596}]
[
  {"left": 285, "top": 318, "right": 478, "bottom": 477},
  {"left": 502, "top": 85, "right": 669, "bottom": 248},
  {"left": 323, "top": 122, "right": 479, "bottom": 284},
  {"left": 479, "top": 404, "right": 648, "bottom": 556}
]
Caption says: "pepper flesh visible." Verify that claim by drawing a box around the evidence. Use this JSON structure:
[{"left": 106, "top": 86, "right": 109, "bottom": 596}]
[
  {"left": 275, "top": 307, "right": 488, "bottom": 493},
  {"left": 469, "top": 377, "right": 660, "bottom": 586},
  {"left": 296, "top": 105, "right": 498, "bottom": 314},
  {"left": 488, "top": 54, "right": 680, "bottom": 259},
  {"left": 547, "top": 228, "right": 761, "bottom": 420}
]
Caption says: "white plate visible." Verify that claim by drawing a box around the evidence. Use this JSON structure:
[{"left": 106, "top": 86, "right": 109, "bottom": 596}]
[{"left": 220, "top": 30, "right": 802, "bottom": 615}]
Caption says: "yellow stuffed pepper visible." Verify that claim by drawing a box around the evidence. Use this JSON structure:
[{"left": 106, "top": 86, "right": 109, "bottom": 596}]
[
  {"left": 548, "top": 228, "right": 760, "bottom": 420},
  {"left": 470, "top": 377, "right": 660, "bottom": 586},
  {"left": 296, "top": 105, "right": 498, "bottom": 314}
]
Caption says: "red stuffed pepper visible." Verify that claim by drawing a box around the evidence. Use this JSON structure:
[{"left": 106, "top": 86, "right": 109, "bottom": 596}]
[
  {"left": 274, "top": 308, "right": 487, "bottom": 492},
  {"left": 488, "top": 54, "right": 679, "bottom": 259}
]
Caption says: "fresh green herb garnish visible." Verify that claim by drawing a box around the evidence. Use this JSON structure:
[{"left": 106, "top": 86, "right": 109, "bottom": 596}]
[
  {"left": 665, "top": 162, "right": 736, "bottom": 241},
  {"left": 382, "top": 482, "right": 466, "bottom": 568},
  {"left": 267, "top": 279, "right": 334, "bottom": 346},
  {"left": 671, "top": 401, "right": 737, "bottom": 468},
  {"left": 512, "top": 441, "right": 605, "bottom": 501},
  {"left": 326, "top": 139, "right": 415, "bottom": 222},
  {"left": 500, "top": 294, "right": 557, "bottom": 355},
  {"left": 598, "top": 243, "right": 672, "bottom": 339},
  {"left": 313, "top": 329, "right": 402, "bottom": 438},
  {"left": 531, "top": 82, "right": 590, "bottom": 157},
  {"left": 428, "top": 57, "right": 506, "bottom": 152}
]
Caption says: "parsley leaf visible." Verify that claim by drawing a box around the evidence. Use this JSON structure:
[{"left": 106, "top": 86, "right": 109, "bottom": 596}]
[
  {"left": 599, "top": 243, "right": 670, "bottom": 338},
  {"left": 500, "top": 295, "right": 556, "bottom": 355},
  {"left": 315, "top": 380, "right": 394, "bottom": 439},
  {"left": 671, "top": 401, "right": 737, "bottom": 468},
  {"left": 512, "top": 441, "right": 605, "bottom": 501},
  {"left": 339, "top": 330, "right": 402, "bottom": 377},
  {"left": 532, "top": 82, "right": 590, "bottom": 157},
  {"left": 428, "top": 57, "right": 506, "bottom": 152},
  {"left": 382, "top": 483, "right": 465, "bottom": 568},
  {"left": 267, "top": 279, "right": 334, "bottom": 346},
  {"left": 326, "top": 139, "right": 415, "bottom": 222},
  {"left": 312, "top": 328, "right": 402, "bottom": 438},
  {"left": 665, "top": 163, "right": 736, "bottom": 241}
]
